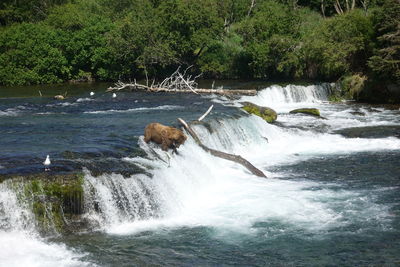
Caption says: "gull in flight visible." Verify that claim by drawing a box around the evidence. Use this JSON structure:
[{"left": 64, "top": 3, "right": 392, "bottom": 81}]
[{"left": 43, "top": 155, "right": 51, "bottom": 171}]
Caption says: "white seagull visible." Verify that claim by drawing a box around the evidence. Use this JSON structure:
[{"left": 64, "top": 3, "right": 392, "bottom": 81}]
[
  {"left": 112, "top": 93, "right": 117, "bottom": 98},
  {"left": 43, "top": 155, "right": 51, "bottom": 171},
  {"left": 90, "top": 91, "right": 95, "bottom": 96}
]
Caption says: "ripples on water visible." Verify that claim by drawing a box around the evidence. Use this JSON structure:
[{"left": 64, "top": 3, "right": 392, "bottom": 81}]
[{"left": 0, "top": 83, "right": 400, "bottom": 266}]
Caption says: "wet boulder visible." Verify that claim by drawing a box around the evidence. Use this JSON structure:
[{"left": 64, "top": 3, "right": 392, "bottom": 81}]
[
  {"left": 333, "top": 125, "right": 400, "bottom": 139},
  {"left": 289, "top": 108, "right": 321, "bottom": 117},
  {"left": 54, "top": 95, "right": 65, "bottom": 100},
  {"left": 0, "top": 172, "right": 87, "bottom": 234},
  {"left": 241, "top": 102, "right": 277, "bottom": 123}
]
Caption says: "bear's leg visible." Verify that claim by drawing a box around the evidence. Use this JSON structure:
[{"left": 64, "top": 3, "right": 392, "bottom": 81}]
[
  {"left": 161, "top": 140, "right": 171, "bottom": 151},
  {"left": 160, "top": 129, "right": 171, "bottom": 151},
  {"left": 144, "top": 126, "right": 151, "bottom": 143}
]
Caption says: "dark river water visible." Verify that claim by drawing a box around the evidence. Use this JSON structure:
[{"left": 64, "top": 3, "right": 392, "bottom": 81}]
[{"left": 0, "top": 82, "right": 399, "bottom": 266}]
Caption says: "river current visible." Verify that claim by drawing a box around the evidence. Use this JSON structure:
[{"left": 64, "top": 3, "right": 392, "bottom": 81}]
[{"left": 0, "top": 83, "right": 399, "bottom": 266}]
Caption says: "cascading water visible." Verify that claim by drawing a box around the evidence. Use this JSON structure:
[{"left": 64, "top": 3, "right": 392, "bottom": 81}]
[
  {"left": 0, "top": 181, "right": 35, "bottom": 233},
  {"left": 1, "top": 83, "right": 399, "bottom": 266},
  {"left": 239, "top": 84, "right": 332, "bottom": 111},
  {"left": 0, "top": 180, "right": 89, "bottom": 266},
  {"left": 80, "top": 84, "right": 399, "bottom": 238},
  {"left": 83, "top": 170, "right": 160, "bottom": 229}
]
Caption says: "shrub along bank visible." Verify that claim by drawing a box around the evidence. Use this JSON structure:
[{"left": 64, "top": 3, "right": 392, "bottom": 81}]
[{"left": 0, "top": 0, "right": 399, "bottom": 102}]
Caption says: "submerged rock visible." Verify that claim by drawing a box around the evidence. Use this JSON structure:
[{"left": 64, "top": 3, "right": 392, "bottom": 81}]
[
  {"left": 334, "top": 125, "right": 400, "bottom": 139},
  {"left": 350, "top": 111, "right": 366, "bottom": 116},
  {"left": 241, "top": 102, "right": 277, "bottom": 123},
  {"left": 53, "top": 95, "right": 65, "bottom": 100},
  {"left": 289, "top": 108, "right": 321, "bottom": 117}
]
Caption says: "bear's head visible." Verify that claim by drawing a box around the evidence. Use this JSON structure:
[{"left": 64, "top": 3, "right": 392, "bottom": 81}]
[{"left": 170, "top": 128, "right": 187, "bottom": 148}]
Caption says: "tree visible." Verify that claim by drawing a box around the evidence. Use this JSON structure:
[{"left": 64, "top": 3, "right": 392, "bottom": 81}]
[
  {"left": 368, "top": 0, "right": 400, "bottom": 82},
  {"left": 300, "top": 9, "right": 374, "bottom": 79},
  {"left": 0, "top": 23, "right": 69, "bottom": 85},
  {"left": 0, "top": 0, "right": 68, "bottom": 25},
  {"left": 235, "top": 0, "right": 299, "bottom": 78}
]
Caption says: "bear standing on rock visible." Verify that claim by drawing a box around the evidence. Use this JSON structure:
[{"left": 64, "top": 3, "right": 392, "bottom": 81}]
[{"left": 144, "top": 123, "right": 187, "bottom": 152}]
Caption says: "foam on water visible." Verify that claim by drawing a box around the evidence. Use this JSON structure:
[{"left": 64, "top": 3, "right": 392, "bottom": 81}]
[
  {"left": 84, "top": 105, "right": 183, "bottom": 114},
  {"left": 80, "top": 83, "right": 398, "bottom": 238},
  {"left": 46, "top": 102, "right": 78, "bottom": 107},
  {"left": 239, "top": 84, "right": 331, "bottom": 112},
  {"left": 193, "top": 115, "right": 400, "bottom": 166},
  {"left": 0, "top": 109, "right": 18, "bottom": 116},
  {"left": 1, "top": 83, "right": 398, "bottom": 263},
  {"left": 76, "top": 98, "right": 94, "bottom": 102},
  {"left": 0, "top": 106, "right": 27, "bottom": 117},
  {"left": 83, "top": 170, "right": 159, "bottom": 229},
  {"left": 82, "top": 127, "right": 394, "bottom": 238},
  {"left": 0, "top": 181, "right": 90, "bottom": 267},
  {"left": 238, "top": 84, "right": 400, "bottom": 130},
  {"left": 0, "top": 231, "right": 90, "bottom": 267}
]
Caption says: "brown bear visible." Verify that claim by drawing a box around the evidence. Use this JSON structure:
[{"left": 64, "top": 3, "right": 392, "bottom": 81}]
[{"left": 144, "top": 123, "right": 187, "bottom": 152}]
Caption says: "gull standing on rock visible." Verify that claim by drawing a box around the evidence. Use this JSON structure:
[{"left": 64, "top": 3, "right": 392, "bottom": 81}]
[{"left": 43, "top": 155, "right": 51, "bottom": 171}]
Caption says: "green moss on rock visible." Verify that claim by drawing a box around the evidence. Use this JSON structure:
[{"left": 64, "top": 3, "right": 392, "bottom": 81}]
[
  {"left": 5, "top": 172, "right": 85, "bottom": 234},
  {"left": 241, "top": 102, "right": 277, "bottom": 123},
  {"left": 289, "top": 108, "right": 321, "bottom": 117}
]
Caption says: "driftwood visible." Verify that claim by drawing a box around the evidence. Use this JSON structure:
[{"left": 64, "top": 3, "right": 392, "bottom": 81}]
[
  {"left": 177, "top": 118, "right": 267, "bottom": 178},
  {"left": 107, "top": 82, "right": 257, "bottom": 96},
  {"left": 107, "top": 66, "right": 257, "bottom": 96},
  {"left": 198, "top": 105, "right": 213, "bottom": 121}
]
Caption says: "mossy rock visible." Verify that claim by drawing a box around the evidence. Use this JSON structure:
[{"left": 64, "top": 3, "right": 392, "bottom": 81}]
[
  {"left": 241, "top": 102, "right": 277, "bottom": 123},
  {"left": 289, "top": 108, "right": 321, "bottom": 117},
  {"left": 4, "top": 172, "right": 86, "bottom": 234}
]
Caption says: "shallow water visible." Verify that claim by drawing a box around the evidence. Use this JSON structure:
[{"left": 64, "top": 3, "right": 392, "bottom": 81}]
[{"left": 1, "top": 83, "right": 400, "bottom": 266}]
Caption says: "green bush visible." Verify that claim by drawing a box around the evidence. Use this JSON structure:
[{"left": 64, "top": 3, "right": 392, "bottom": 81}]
[
  {"left": 0, "top": 23, "right": 69, "bottom": 85},
  {"left": 300, "top": 9, "right": 374, "bottom": 80},
  {"left": 0, "top": 0, "right": 396, "bottom": 90}
]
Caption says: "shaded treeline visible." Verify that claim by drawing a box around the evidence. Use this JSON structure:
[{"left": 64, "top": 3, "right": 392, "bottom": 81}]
[{"left": 0, "top": 0, "right": 398, "bottom": 93}]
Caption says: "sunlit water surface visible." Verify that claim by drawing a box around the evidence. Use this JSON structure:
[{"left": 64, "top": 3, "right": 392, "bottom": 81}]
[{"left": 0, "top": 83, "right": 400, "bottom": 266}]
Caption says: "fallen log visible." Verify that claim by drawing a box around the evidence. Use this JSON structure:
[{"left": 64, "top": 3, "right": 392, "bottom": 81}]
[
  {"left": 177, "top": 118, "right": 267, "bottom": 178},
  {"left": 107, "top": 83, "right": 257, "bottom": 96},
  {"left": 106, "top": 66, "right": 257, "bottom": 96},
  {"left": 198, "top": 105, "right": 213, "bottom": 121}
]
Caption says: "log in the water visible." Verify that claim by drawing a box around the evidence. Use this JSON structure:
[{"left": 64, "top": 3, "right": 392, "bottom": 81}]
[
  {"left": 107, "top": 83, "right": 257, "bottom": 96},
  {"left": 177, "top": 118, "right": 267, "bottom": 178},
  {"left": 107, "top": 67, "right": 258, "bottom": 96}
]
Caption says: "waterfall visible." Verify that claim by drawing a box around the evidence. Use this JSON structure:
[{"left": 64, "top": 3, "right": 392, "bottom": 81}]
[
  {"left": 83, "top": 171, "right": 161, "bottom": 229},
  {"left": 0, "top": 180, "right": 35, "bottom": 233},
  {"left": 238, "top": 83, "right": 333, "bottom": 112},
  {"left": 7, "top": 82, "right": 392, "bottom": 235},
  {"left": 79, "top": 109, "right": 399, "bottom": 235},
  {"left": 0, "top": 180, "right": 88, "bottom": 266}
]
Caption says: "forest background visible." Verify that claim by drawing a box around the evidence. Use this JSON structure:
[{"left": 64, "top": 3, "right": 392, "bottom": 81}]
[{"left": 0, "top": 0, "right": 399, "bottom": 102}]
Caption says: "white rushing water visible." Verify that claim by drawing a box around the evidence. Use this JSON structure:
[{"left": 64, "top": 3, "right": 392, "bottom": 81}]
[
  {"left": 82, "top": 84, "right": 400, "bottom": 237},
  {"left": 1, "top": 84, "right": 399, "bottom": 265},
  {"left": 0, "top": 181, "right": 90, "bottom": 267},
  {"left": 84, "top": 105, "right": 183, "bottom": 114},
  {"left": 238, "top": 84, "right": 332, "bottom": 112}
]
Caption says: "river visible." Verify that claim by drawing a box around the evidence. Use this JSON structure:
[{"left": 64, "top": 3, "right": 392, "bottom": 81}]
[{"left": 0, "top": 82, "right": 399, "bottom": 266}]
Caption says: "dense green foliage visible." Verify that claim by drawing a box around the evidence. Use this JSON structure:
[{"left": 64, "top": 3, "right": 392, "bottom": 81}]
[{"left": 0, "top": 0, "right": 399, "bottom": 92}]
